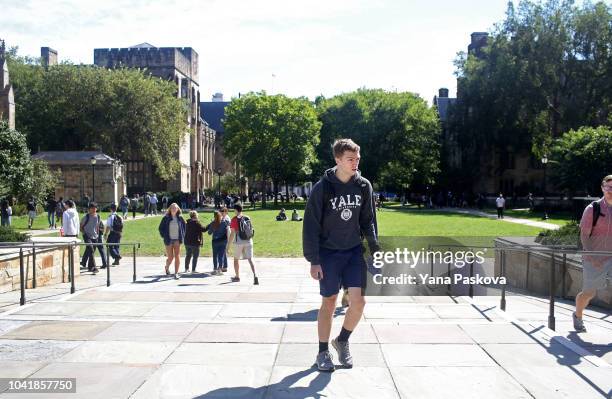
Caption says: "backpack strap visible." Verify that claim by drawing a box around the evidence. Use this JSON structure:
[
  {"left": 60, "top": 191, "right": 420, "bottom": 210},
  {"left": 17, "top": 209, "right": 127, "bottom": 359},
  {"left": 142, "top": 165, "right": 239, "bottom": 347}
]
[{"left": 589, "top": 200, "right": 604, "bottom": 237}]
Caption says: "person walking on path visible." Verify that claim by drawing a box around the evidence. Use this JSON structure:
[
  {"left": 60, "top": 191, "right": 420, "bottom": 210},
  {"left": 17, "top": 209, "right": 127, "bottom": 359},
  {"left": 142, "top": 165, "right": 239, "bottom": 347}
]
[
  {"left": 227, "top": 202, "right": 258, "bottom": 285},
  {"left": 55, "top": 197, "right": 64, "bottom": 228},
  {"left": 1, "top": 198, "right": 12, "bottom": 227},
  {"left": 158, "top": 203, "right": 186, "bottom": 280},
  {"left": 184, "top": 210, "right": 207, "bottom": 273},
  {"left": 104, "top": 203, "right": 123, "bottom": 266},
  {"left": 496, "top": 193, "right": 506, "bottom": 219},
  {"left": 130, "top": 194, "right": 139, "bottom": 219},
  {"left": 119, "top": 194, "right": 129, "bottom": 219},
  {"left": 303, "top": 138, "right": 380, "bottom": 372},
  {"left": 150, "top": 193, "right": 159, "bottom": 215},
  {"left": 573, "top": 175, "right": 612, "bottom": 333},
  {"left": 220, "top": 207, "right": 231, "bottom": 272},
  {"left": 80, "top": 202, "right": 101, "bottom": 274},
  {"left": 207, "top": 210, "right": 230, "bottom": 275},
  {"left": 144, "top": 193, "right": 151, "bottom": 216},
  {"left": 26, "top": 197, "right": 37, "bottom": 229},
  {"left": 46, "top": 196, "right": 57, "bottom": 229},
  {"left": 61, "top": 200, "right": 79, "bottom": 237}
]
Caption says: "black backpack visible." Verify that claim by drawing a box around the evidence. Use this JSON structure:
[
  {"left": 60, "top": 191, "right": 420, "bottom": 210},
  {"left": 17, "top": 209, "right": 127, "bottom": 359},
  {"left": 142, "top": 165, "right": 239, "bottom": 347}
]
[
  {"left": 589, "top": 201, "right": 605, "bottom": 237},
  {"left": 237, "top": 216, "right": 254, "bottom": 240},
  {"left": 112, "top": 214, "right": 124, "bottom": 234}
]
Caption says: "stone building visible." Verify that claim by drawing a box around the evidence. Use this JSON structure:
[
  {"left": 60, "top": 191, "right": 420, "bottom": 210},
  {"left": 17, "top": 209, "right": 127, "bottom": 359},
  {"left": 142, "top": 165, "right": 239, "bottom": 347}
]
[
  {"left": 436, "top": 32, "right": 546, "bottom": 197},
  {"left": 93, "top": 43, "right": 215, "bottom": 196},
  {"left": 0, "top": 40, "right": 15, "bottom": 129},
  {"left": 32, "top": 151, "right": 126, "bottom": 206}
]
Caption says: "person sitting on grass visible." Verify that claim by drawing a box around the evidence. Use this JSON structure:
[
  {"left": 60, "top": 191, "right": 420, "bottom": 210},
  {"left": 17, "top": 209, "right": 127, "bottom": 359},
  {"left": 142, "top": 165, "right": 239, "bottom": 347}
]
[
  {"left": 276, "top": 208, "right": 287, "bottom": 221},
  {"left": 291, "top": 209, "right": 303, "bottom": 221}
]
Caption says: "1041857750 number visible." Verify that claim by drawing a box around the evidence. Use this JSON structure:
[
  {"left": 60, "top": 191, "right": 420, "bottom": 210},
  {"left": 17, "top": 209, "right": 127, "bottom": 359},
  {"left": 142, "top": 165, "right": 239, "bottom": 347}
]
[{"left": 1, "top": 378, "right": 76, "bottom": 393}]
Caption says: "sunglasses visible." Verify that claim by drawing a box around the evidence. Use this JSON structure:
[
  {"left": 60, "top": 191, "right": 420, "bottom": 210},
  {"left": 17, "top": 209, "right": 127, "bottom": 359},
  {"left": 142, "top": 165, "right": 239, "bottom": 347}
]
[{"left": 603, "top": 185, "right": 612, "bottom": 192}]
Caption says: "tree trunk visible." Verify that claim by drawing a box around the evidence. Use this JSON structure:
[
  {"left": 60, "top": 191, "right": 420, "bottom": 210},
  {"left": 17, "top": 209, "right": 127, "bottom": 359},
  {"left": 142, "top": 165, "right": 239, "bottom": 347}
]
[
  {"left": 261, "top": 177, "right": 267, "bottom": 209},
  {"left": 273, "top": 180, "right": 279, "bottom": 206},
  {"left": 285, "top": 182, "right": 290, "bottom": 204}
]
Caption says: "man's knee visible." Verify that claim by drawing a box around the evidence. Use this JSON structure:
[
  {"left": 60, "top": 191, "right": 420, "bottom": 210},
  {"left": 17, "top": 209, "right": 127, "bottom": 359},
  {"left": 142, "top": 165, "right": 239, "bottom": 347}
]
[
  {"left": 349, "top": 294, "right": 366, "bottom": 310},
  {"left": 578, "top": 289, "right": 597, "bottom": 300},
  {"left": 321, "top": 295, "right": 337, "bottom": 311}
]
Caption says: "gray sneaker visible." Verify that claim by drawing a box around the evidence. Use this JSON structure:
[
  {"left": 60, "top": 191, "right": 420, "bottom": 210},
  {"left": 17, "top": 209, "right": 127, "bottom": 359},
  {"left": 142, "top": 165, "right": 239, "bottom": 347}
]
[
  {"left": 332, "top": 337, "right": 353, "bottom": 368},
  {"left": 573, "top": 312, "right": 587, "bottom": 333},
  {"left": 316, "top": 350, "right": 335, "bottom": 372}
]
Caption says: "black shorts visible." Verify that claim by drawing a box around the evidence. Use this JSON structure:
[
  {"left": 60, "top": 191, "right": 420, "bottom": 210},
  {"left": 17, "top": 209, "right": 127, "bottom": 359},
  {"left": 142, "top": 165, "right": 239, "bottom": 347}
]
[{"left": 319, "top": 244, "right": 365, "bottom": 297}]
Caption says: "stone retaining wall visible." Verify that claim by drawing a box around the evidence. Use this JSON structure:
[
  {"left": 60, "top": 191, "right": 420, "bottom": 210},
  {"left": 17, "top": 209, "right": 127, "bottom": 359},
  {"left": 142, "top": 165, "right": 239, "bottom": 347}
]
[{"left": 0, "top": 244, "right": 80, "bottom": 293}]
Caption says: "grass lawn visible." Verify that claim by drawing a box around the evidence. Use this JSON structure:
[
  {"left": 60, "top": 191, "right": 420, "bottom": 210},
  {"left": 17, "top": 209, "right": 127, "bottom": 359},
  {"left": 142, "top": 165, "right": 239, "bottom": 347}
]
[{"left": 34, "top": 204, "right": 546, "bottom": 257}]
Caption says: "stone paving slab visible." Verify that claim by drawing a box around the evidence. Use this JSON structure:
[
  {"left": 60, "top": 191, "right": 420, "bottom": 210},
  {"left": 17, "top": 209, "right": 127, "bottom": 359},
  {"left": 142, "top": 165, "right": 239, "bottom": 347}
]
[
  {"left": 381, "top": 343, "right": 496, "bottom": 367},
  {"left": 58, "top": 340, "right": 180, "bottom": 364},
  {"left": 91, "top": 321, "right": 197, "bottom": 342},
  {"left": 0, "top": 339, "right": 83, "bottom": 361},
  {"left": 373, "top": 324, "right": 474, "bottom": 344},
  {"left": 390, "top": 366, "right": 532, "bottom": 399},
  {"left": 186, "top": 323, "right": 284, "bottom": 343},
  {"left": 130, "top": 364, "right": 271, "bottom": 399},
  {"left": 0, "top": 321, "right": 112, "bottom": 340},
  {"left": 166, "top": 343, "right": 279, "bottom": 366}
]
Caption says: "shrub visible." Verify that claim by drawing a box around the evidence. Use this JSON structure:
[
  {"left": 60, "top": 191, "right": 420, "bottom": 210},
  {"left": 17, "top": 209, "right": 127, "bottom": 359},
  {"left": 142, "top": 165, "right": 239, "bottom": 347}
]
[
  {"left": 0, "top": 226, "right": 28, "bottom": 242},
  {"left": 536, "top": 222, "right": 580, "bottom": 248}
]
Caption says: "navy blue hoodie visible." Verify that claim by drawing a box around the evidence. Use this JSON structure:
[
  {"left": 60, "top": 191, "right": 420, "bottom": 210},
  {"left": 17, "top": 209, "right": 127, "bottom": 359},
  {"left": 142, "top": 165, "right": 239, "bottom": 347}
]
[{"left": 302, "top": 167, "right": 379, "bottom": 265}]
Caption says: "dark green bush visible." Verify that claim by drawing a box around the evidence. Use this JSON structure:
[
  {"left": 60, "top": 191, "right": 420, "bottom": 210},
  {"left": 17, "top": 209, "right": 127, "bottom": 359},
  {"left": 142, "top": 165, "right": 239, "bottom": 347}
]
[
  {"left": 0, "top": 226, "right": 28, "bottom": 242},
  {"left": 536, "top": 222, "right": 581, "bottom": 248}
]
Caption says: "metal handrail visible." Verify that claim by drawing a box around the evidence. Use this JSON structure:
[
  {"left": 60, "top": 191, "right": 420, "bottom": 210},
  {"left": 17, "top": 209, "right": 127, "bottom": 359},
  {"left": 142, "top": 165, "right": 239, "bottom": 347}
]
[
  {"left": 424, "top": 243, "right": 612, "bottom": 331},
  {"left": 0, "top": 241, "right": 141, "bottom": 307}
]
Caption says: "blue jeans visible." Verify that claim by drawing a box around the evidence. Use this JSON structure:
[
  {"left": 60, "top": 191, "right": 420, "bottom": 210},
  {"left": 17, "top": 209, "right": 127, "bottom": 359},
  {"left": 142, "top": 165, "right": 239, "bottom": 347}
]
[
  {"left": 81, "top": 235, "right": 97, "bottom": 268},
  {"left": 96, "top": 235, "right": 108, "bottom": 267},
  {"left": 107, "top": 231, "right": 121, "bottom": 261},
  {"left": 1, "top": 215, "right": 10, "bottom": 226},
  {"left": 47, "top": 211, "right": 55, "bottom": 227},
  {"left": 185, "top": 245, "right": 200, "bottom": 271},
  {"left": 212, "top": 240, "right": 227, "bottom": 270}
]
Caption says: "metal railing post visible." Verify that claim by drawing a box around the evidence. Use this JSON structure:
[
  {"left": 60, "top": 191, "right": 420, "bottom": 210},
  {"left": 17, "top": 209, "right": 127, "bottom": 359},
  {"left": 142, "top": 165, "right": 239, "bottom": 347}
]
[
  {"left": 561, "top": 253, "right": 567, "bottom": 299},
  {"left": 132, "top": 244, "right": 137, "bottom": 283},
  {"left": 500, "top": 248, "right": 506, "bottom": 311},
  {"left": 548, "top": 252, "right": 556, "bottom": 331},
  {"left": 70, "top": 243, "right": 75, "bottom": 294},
  {"left": 106, "top": 243, "right": 111, "bottom": 287},
  {"left": 19, "top": 249, "right": 25, "bottom": 305},
  {"left": 32, "top": 243, "right": 37, "bottom": 289}
]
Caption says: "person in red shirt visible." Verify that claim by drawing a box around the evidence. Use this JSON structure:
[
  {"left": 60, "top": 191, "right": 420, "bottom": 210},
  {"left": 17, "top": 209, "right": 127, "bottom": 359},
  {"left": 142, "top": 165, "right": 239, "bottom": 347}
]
[
  {"left": 227, "top": 202, "right": 259, "bottom": 285},
  {"left": 574, "top": 175, "right": 612, "bottom": 332}
]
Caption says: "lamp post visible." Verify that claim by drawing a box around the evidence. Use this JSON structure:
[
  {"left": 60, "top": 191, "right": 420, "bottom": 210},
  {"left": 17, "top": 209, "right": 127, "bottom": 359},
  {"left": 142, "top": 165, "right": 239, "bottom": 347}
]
[
  {"left": 90, "top": 156, "right": 97, "bottom": 202},
  {"left": 541, "top": 155, "right": 548, "bottom": 220},
  {"left": 216, "top": 168, "right": 222, "bottom": 199}
]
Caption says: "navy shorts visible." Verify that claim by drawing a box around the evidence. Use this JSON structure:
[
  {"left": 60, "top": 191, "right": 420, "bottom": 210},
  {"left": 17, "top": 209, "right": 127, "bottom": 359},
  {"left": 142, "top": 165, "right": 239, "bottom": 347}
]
[{"left": 319, "top": 245, "right": 366, "bottom": 297}]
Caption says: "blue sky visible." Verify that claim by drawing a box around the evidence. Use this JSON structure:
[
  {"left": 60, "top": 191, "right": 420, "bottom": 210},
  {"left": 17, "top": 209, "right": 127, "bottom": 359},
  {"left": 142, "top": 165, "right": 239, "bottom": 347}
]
[{"left": 1, "top": 0, "right": 512, "bottom": 103}]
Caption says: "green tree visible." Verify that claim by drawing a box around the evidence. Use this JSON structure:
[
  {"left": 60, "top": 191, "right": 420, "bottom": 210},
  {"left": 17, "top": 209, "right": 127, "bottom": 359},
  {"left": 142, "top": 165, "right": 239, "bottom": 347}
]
[
  {"left": 0, "top": 121, "right": 58, "bottom": 203},
  {"left": 8, "top": 53, "right": 187, "bottom": 180},
  {"left": 451, "top": 0, "right": 612, "bottom": 190},
  {"left": 222, "top": 92, "right": 321, "bottom": 207},
  {"left": 316, "top": 89, "right": 440, "bottom": 194},
  {"left": 550, "top": 125, "right": 612, "bottom": 194}
]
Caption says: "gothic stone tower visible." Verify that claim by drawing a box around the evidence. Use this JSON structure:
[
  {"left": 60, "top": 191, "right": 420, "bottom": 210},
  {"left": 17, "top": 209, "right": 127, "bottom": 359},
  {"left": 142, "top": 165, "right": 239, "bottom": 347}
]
[
  {"left": 0, "top": 40, "right": 15, "bottom": 129},
  {"left": 93, "top": 43, "right": 215, "bottom": 195}
]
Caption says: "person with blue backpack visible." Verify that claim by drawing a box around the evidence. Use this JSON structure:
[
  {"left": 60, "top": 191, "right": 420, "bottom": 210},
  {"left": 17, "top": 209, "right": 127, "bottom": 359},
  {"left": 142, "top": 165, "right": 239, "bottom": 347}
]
[
  {"left": 303, "top": 138, "right": 380, "bottom": 372},
  {"left": 227, "top": 202, "right": 258, "bottom": 284}
]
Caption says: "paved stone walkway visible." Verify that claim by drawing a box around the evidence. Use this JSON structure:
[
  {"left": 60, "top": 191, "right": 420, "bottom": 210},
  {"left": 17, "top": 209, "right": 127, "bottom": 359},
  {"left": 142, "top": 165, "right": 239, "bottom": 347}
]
[
  {"left": 0, "top": 257, "right": 610, "bottom": 398},
  {"left": 435, "top": 207, "right": 562, "bottom": 230}
]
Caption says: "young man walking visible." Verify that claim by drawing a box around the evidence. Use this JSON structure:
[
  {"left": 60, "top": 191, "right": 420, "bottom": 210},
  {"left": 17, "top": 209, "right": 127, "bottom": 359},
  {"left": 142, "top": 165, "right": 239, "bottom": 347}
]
[
  {"left": 496, "top": 193, "right": 505, "bottom": 219},
  {"left": 574, "top": 175, "right": 612, "bottom": 332},
  {"left": 80, "top": 203, "right": 101, "bottom": 274},
  {"left": 303, "top": 138, "right": 379, "bottom": 372},
  {"left": 104, "top": 204, "right": 123, "bottom": 266},
  {"left": 227, "top": 203, "right": 259, "bottom": 285}
]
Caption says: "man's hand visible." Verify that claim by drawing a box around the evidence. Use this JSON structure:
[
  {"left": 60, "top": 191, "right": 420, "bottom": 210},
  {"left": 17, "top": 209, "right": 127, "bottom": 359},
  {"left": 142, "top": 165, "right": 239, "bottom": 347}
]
[{"left": 310, "top": 265, "right": 323, "bottom": 280}]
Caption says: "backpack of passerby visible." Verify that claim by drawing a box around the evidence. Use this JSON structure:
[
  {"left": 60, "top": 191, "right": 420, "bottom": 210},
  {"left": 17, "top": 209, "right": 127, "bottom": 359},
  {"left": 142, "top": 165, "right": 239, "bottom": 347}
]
[
  {"left": 238, "top": 214, "right": 254, "bottom": 240},
  {"left": 112, "top": 213, "right": 124, "bottom": 234}
]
